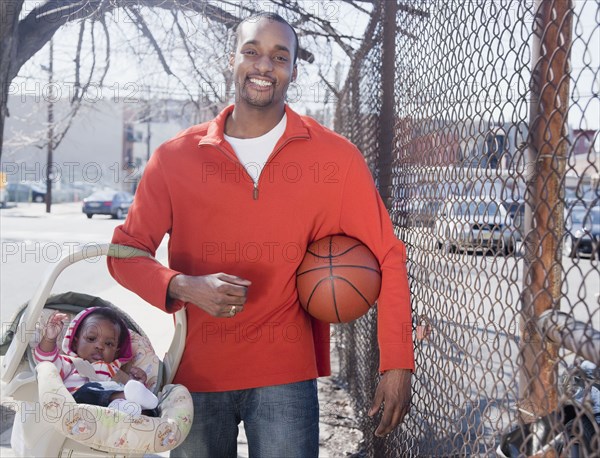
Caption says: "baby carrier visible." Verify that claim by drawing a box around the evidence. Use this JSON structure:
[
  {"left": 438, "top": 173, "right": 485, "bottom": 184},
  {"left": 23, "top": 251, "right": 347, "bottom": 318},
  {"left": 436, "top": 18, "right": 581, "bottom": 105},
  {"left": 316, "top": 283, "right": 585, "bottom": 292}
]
[{"left": 1, "top": 244, "right": 193, "bottom": 457}]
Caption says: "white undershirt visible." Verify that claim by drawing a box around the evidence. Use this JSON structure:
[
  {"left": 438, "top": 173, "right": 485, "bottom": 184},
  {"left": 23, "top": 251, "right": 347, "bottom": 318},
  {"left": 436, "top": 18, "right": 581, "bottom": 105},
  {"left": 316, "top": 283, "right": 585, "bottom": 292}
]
[{"left": 224, "top": 114, "right": 287, "bottom": 184}]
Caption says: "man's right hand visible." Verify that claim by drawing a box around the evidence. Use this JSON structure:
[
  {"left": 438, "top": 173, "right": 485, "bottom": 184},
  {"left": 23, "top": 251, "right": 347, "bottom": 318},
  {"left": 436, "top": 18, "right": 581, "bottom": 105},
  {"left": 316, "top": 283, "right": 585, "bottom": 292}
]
[{"left": 168, "top": 273, "right": 251, "bottom": 318}]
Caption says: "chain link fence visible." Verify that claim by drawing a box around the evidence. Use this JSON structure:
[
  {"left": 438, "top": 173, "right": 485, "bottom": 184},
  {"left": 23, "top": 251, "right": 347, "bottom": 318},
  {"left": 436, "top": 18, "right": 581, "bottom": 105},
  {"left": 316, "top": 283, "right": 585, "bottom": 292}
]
[{"left": 334, "top": 1, "right": 599, "bottom": 456}]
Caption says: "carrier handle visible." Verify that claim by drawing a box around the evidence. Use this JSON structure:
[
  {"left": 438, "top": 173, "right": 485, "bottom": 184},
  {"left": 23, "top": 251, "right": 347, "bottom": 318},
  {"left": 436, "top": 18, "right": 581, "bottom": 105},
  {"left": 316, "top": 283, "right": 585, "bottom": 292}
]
[
  {"left": 1, "top": 244, "right": 187, "bottom": 387},
  {"left": 106, "top": 244, "right": 157, "bottom": 260},
  {"left": 106, "top": 245, "right": 187, "bottom": 382}
]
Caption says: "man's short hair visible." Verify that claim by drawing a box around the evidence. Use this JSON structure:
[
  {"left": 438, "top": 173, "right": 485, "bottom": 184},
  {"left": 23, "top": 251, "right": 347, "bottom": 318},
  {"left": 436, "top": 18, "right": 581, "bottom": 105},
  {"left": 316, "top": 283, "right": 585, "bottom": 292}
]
[{"left": 234, "top": 12, "right": 299, "bottom": 64}]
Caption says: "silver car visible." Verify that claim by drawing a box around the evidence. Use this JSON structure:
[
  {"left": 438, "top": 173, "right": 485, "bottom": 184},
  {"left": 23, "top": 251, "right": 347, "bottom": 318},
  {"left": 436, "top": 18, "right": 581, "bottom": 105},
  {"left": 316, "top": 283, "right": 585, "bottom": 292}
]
[
  {"left": 82, "top": 190, "right": 133, "bottom": 219},
  {"left": 435, "top": 198, "right": 518, "bottom": 255}
]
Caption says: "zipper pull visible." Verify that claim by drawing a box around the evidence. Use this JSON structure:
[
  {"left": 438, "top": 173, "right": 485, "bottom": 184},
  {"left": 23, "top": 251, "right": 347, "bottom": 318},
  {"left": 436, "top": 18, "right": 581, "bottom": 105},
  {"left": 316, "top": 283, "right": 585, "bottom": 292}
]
[{"left": 253, "top": 184, "right": 259, "bottom": 200}]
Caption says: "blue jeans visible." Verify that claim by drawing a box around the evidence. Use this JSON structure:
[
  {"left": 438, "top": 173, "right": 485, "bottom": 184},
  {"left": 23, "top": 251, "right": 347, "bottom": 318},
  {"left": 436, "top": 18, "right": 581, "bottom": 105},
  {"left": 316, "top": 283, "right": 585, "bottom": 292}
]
[
  {"left": 170, "top": 379, "right": 319, "bottom": 458},
  {"left": 72, "top": 381, "right": 123, "bottom": 406}
]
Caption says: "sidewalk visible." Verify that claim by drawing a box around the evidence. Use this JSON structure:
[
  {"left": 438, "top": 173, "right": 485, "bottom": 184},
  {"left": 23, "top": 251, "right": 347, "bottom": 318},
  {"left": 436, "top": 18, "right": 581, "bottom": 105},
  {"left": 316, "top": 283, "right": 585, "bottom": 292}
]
[
  {"left": 0, "top": 200, "right": 83, "bottom": 216},
  {"left": 0, "top": 202, "right": 363, "bottom": 457}
]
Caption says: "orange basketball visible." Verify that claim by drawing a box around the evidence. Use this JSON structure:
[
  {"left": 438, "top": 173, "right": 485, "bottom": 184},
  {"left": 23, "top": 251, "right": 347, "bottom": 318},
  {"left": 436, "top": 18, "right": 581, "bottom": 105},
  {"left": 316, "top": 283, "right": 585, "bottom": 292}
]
[{"left": 296, "top": 235, "right": 381, "bottom": 323}]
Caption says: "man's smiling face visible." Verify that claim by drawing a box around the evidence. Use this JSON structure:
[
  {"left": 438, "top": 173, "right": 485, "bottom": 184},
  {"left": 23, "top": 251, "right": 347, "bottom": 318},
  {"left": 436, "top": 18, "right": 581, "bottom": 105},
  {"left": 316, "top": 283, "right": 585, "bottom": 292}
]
[{"left": 231, "top": 17, "right": 298, "bottom": 109}]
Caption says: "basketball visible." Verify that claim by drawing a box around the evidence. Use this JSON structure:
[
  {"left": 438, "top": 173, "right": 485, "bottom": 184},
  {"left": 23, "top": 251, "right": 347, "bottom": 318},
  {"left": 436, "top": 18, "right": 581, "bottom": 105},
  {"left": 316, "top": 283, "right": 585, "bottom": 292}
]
[{"left": 296, "top": 235, "right": 382, "bottom": 323}]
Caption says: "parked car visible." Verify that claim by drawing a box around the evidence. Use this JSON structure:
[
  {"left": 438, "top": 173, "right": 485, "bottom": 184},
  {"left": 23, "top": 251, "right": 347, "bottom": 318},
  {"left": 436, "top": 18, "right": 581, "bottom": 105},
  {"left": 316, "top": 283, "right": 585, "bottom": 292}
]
[
  {"left": 6, "top": 182, "right": 46, "bottom": 203},
  {"left": 564, "top": 204, "right": 600, "bottom": 259},
  {"left": 435, "top": 198, "right": 518, "bottom": 255},
  {"left": 82, "top": 190, "right": 133, "bottom": 219}
]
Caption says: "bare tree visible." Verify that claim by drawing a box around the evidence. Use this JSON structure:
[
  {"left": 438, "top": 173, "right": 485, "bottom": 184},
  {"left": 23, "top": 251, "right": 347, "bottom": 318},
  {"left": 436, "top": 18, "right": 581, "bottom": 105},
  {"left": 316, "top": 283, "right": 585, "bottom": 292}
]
[
  {"left": 1, "top": 0, "right": 236, "bottom": 158},
  {"left": 2, "top": 0, "right": 414, "bottom": 160}
]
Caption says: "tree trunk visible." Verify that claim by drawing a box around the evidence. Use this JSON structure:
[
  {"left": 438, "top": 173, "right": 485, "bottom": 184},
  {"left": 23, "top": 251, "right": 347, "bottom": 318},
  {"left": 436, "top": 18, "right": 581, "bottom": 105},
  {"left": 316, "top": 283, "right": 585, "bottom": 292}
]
[{"left": 0, "top": 0, "right": 24, "bottom": 158}]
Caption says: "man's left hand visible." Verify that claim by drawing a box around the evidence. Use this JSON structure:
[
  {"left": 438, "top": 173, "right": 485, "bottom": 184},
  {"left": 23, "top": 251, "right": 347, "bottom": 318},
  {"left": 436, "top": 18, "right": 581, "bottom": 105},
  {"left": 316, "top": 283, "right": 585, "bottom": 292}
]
[{"left": 368, "top": 368, "right": 412, "bottom": 437}]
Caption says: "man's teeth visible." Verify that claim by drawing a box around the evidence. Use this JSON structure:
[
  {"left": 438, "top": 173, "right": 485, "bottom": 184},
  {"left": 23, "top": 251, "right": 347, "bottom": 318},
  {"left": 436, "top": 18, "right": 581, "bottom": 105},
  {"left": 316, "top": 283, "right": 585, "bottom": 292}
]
[{"left": 250, "top": 78, "right": 273, "bottom": 87}]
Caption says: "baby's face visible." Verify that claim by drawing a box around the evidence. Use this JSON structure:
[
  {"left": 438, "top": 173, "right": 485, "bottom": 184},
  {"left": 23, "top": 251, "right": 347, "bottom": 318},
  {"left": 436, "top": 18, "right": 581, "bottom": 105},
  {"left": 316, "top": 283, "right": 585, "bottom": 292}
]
[{"left": 74, "top": 316, "right": 120, "bottom": 363}]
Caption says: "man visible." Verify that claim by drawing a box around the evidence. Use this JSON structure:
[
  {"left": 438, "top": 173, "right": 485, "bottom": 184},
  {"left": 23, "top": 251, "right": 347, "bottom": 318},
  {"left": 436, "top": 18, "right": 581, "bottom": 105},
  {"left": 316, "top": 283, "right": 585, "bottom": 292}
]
[{"left": 108, "top": 12, "right": 414, "bottom": 457}]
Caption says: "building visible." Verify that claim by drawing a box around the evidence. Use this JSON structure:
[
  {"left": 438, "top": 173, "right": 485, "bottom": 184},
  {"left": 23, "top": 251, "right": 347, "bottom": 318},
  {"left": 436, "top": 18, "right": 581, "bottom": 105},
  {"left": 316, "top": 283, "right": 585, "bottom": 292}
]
[{"left": 1, "top": 94, "right": 215, "bottom": 194}]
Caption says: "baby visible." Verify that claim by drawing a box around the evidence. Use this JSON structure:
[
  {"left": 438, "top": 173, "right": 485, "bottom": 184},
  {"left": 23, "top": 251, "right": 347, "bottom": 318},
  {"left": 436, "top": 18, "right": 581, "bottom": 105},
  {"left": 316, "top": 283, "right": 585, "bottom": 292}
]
[{"left": 34, "top": 306, "right": 158, "bottom": 416}]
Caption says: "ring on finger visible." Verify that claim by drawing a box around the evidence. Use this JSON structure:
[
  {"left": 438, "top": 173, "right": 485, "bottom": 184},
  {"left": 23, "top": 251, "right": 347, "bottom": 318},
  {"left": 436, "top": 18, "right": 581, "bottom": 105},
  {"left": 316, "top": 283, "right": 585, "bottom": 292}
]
[{"left": 229, "top": 305, "right": 237, "bottom": 317}]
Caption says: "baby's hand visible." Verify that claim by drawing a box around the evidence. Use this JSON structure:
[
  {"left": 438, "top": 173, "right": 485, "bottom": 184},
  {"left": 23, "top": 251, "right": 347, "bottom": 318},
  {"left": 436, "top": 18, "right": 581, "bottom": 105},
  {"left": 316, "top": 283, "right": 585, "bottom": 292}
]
[
  {"left": 43, "top": 312, "right": 69, "bottom": 341},
  {"left": 112, "top": 369, "right": 132, "bottom": 385},
  {"left": 128, "top": 366, "right": 148, "bottom": 385}
]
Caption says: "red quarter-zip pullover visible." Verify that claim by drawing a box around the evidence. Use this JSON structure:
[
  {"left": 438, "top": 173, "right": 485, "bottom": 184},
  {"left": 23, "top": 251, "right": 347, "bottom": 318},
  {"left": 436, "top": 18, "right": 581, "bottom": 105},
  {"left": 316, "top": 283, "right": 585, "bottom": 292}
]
[{"left": 108, "top": 105, "right": 414, "bottom": 392}]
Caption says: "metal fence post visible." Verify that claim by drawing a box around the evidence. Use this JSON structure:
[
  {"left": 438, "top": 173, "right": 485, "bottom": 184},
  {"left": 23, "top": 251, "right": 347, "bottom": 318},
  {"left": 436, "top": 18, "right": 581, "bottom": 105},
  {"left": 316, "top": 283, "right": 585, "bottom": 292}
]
[
  {"left": 372, "top": 2, "right": 398, "bottom": 456},
  {"left": 378, "top": 0, "right": 397, "bottom": 210},
  {"left": 520, "top": 0, "right": 573, "bottom": 439}
]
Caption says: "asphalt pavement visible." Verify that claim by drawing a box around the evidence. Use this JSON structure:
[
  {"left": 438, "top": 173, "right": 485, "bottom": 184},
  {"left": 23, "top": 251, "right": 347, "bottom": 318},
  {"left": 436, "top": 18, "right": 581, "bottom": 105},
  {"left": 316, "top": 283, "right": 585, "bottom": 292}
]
[{"left": 0, "top": 202, "right": 361, "bottom": 457}]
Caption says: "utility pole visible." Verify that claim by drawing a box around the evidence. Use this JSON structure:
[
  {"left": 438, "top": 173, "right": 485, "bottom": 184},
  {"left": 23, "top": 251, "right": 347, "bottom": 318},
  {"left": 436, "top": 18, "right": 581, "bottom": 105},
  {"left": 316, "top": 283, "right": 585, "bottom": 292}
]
[
  {"left": 145, "top": 86, "right": 152, "bottom": 163},
  {"left": 520, "top": 0, "right": 572, "bottom": 432},
  {"left": 378, "top": 0, "right": 397, "bottom": 211},
  {"left": 146, "top": 109, "right": 151, "bottom": 162},
  {"left": 45, "top": 39, "right": 54, "bottom": 213}
]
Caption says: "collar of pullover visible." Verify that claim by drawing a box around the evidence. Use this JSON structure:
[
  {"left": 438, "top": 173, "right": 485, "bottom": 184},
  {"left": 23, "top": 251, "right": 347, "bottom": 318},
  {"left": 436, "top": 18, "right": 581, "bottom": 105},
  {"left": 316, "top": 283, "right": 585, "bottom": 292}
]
[{"left": 199, "top": 104, "right": 310, "bottom": 148}]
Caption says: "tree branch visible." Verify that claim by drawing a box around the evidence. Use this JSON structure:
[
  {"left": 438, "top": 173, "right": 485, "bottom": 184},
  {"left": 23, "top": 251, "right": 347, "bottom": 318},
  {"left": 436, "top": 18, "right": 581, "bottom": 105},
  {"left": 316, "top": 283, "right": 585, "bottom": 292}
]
[
  {"left": 270, "top": 0, "right": 356, "bottom": 58},
  {"left": 170, "top": 10, "right": 225, "bottom": 108},
  {"left": 126, "top": 6, "right": 174, "bottom": 76},
  {"left": 97, "top": 15, "right": 111, "bottom": 88},
  {"left": 337, "top": 0, "right": 373, "bottom": 15},
  {"left": 318, "top": 70, "right": 340, "bottom": 99},
  {"left": 0, "top": 0, "right": 26, "bottom": 156},
  {"left": 73, "top": 21, "right": 85, "bottom": 100},
  {"left": 125, "top": 6, "right": 198, "bottom": 104},
  {"left": 11, "top": 0, "right": 246, "bottom": 84}
]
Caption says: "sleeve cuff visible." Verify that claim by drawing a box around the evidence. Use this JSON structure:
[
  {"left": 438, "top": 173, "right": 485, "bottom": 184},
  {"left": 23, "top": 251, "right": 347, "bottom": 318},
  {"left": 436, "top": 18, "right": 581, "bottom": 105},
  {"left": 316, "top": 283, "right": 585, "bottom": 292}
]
[
  {"left": 379, "top": 344, "right": 415, "bottom": 373},
  {"left": 34, "top": 346, "right": 59, "bottom": 359}
]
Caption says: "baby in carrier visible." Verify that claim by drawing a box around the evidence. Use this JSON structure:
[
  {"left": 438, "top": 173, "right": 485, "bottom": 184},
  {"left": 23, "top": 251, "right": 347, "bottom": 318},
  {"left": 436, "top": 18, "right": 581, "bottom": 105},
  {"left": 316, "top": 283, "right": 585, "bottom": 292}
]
[{"left": 34, "top": 306, "right": 158, "bottom": 416}]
